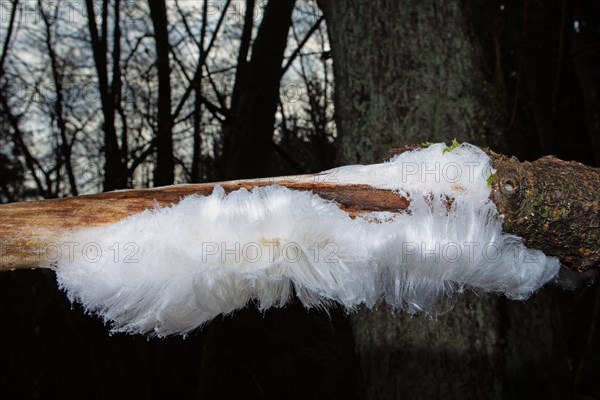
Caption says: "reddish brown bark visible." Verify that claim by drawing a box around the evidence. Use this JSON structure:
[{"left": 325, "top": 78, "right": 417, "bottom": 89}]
[{"left": 0, "top": 176, "right": 408, "bottom": 271}]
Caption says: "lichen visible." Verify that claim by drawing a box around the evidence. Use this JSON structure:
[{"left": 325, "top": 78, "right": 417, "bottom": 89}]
[
  {"left": 442, "top": 138, "right": 461, "bottom": 154},
  {"left": 487, "top": 173, "right": 496, "bottom": 187}
]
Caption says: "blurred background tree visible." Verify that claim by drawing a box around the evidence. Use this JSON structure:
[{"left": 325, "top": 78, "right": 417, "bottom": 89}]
[{"left": 0, "top": 0, "right": 599, "bottom": 399}]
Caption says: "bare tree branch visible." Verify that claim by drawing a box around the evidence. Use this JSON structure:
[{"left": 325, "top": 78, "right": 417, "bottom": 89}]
[
  {"left": 281, "top": 15, "right": 324, "bottom": 77},
  {"left": 171, "top": 0, "right": 232, "bottom": 123},
  {"left": 1, "top": 149, "right": 599, "bottom": 272}
]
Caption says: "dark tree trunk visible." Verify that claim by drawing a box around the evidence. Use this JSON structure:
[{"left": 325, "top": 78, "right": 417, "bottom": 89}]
[
  {"left": 217, "top": 0, "right": 254, "bottom": 179},
  {"left": 85, "top": 0, "right": 127, "bottom": 191},
  {"left": 149, "top": 0, "right": 174, "bottom": 187},
  {"left": 223, "top": 0, "right": 296, "bottom": 179},
  {"left": 319, "top": 0, "right": 570, "bottom": 398},
  {"left": 112, "top": 0, "right": 128, "bottom": 174},
  {"left": 319, "top": 0, "right": 508, "bottom": 165},
  {"left": 229, "top": 0, "right": 255, "bottom": 117}
]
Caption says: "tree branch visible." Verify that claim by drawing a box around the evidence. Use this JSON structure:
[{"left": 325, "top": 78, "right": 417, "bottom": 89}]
[
  {"left": 281, "top": 15, "right": 324, "bottom": 77},
  {"left": 171, "top": 0, "right": 232, "bottom": 123},
  {"left": 0, "top": 148, "right": 598, "bottom": 272}
]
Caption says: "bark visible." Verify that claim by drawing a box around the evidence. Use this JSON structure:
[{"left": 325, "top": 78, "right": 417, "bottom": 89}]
[
  {"left": 223, "top": 0, "right": 296, "bottom": 179},
  {"left": 491, "top": 152, "right": 600, "bottom": 270},
  {"left": 149, "top": 0, "right": 174, "bottom": 186}
]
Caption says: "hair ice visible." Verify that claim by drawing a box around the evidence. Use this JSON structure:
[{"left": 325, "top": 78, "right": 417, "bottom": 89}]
[{"left": 54, "top": 143, "right": 560, "bottom": 336}]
